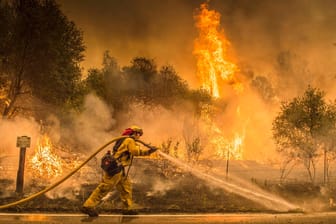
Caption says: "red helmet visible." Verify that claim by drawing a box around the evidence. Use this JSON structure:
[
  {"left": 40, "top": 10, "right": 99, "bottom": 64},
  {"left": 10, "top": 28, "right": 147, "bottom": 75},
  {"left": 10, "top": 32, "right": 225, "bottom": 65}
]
[{"left": 122, "top": 125, "right": 143, "bottom": 136}]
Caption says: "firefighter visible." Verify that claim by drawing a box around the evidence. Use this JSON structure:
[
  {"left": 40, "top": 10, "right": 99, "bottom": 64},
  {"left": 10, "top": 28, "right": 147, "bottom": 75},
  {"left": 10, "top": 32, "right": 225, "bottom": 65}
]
[{"left": 81, "top": 125, "right": 157, "bottom": 217}]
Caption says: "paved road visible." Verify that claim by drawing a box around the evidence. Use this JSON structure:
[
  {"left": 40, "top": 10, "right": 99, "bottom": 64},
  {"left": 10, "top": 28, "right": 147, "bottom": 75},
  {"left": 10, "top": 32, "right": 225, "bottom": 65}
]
[{"left": 1, "top": 212, "right": 336, "bottom": 224}]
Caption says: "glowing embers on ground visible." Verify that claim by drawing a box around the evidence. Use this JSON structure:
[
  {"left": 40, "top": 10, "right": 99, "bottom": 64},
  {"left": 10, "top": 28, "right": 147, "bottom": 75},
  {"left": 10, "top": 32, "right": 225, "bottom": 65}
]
[
  {"left": 29, "top": 135, "right": 63, "bottom": 179},
  {"left": 193, "top": 2, "right": 242, "bottom": 98}
]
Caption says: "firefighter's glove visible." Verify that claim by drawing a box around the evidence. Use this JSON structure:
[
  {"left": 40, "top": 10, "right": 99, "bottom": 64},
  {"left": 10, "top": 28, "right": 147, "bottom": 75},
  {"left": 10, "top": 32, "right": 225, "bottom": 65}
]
[{"left": 148, "top": 146, "right": 158, "bottom": 154}]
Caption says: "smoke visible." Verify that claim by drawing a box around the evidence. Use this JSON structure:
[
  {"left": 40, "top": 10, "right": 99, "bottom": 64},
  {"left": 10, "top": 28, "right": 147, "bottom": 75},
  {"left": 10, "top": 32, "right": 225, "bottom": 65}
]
[
  {"left": 145, "top": 179, "right": 176, "bottom": 197},
  {"left": 0, "top": 94, "right": 117, "bottom": 197},
  {"left": 56, "top": 0, "right": 336, "bottom": 162},
  {"left": 0, "top": 117, "right": 41, "bottom": 181},
  {"left": 58, "top": 0, "right": 336, "bottom": 95},
  {"left": 215, "top": 0, "right": 336, "bottom": 98},
  {"left": 0, "top": 117, "right": 40, "bottom": 153},
  {"left": 220, "top": 86, "right": 278, "bottom": 161},
  {"left": 58, "top": 0, "right": 204, "bottom": 87},
  {"left": 45, "top": 178, "right": 82, "bottom": 200},
  {"left": 45, "top": 114, "right": 61, "bottom": 143},
  {"left": 117, "top": 102, "right": 189, "bottom": 145},
  {"left": 71, "top": 94, "right": 117, "bottom": 151}
]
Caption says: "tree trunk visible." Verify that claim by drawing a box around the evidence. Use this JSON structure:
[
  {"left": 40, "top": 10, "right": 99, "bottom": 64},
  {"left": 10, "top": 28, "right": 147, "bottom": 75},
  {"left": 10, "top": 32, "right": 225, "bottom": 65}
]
[
  {"left": 324, "top": 149, "right": 327, "bottom": 185},
  {"left": 305, "top": 159, "right": 315, "bottom": 184},
  {"left": 2, "top": 75, "right": 21, "bottom": 118}
]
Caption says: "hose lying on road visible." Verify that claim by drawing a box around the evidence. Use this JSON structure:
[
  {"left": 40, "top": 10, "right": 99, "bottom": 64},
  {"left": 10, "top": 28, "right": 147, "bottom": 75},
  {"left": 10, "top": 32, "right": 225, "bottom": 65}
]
[{"left": 0, "top": 136, "right": 130, "bottom": 209}]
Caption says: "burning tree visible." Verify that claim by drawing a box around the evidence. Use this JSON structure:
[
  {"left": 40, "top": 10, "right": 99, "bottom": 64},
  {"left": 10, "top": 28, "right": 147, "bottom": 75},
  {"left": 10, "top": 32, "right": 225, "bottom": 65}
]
[
  {"left": 192, "top": 2, "right": 246, "bottom": 160},
  {"left": 193, "top": 2, "right": 241, "bottom": 98}
]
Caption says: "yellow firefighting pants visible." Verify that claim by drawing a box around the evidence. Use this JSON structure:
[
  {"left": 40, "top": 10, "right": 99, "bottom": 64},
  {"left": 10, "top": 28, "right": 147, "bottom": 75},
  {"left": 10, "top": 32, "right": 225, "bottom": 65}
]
[{"left": 83, "top": 171, "right": 133, "bottom": 209}]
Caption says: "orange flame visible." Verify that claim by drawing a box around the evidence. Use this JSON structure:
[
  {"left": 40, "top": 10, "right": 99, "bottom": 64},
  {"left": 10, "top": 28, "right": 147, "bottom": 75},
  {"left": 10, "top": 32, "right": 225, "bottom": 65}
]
[
  {"left": 201, "top": 105, "right": 245, "bottom": 159},
  {"left": 193, "top": 2, "right": 242, "bottom": 97},
  {"left": 29, "top": 135, "right": 63, "bottom": 179},
  {"left": 211, "top": 133, "right": 244, "bottom": 160},
  {"left": 193, "top": 2, "right": 245, "bottom": 160},
  {"left": 211, "top": 127, "right": 245, "bottom": 160}
]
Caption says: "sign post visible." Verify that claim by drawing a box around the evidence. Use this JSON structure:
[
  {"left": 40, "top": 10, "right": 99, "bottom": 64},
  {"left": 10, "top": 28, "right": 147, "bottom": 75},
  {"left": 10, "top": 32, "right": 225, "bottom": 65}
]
[{"left": 16, "top": 136, "right": 31, "bottom": 194}]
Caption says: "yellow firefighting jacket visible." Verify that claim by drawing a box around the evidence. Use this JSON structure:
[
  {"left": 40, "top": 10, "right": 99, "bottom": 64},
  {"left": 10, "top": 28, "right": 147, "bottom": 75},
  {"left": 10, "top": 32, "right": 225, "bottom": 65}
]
[{"left": 113, "top": 137, "right": 151, "bottom": 167}]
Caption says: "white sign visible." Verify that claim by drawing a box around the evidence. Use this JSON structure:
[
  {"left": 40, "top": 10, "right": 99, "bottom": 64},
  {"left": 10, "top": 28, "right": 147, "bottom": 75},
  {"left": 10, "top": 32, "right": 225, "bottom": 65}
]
[{"left": 16, "top": 136, "right": 31, "bottom": 148}]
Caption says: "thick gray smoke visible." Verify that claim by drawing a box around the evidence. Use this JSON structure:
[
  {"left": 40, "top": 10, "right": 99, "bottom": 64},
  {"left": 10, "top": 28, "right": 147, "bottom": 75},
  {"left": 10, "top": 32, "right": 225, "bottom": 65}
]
[{"left": 72, "top": 94, "right": 117, "bottom": 150}]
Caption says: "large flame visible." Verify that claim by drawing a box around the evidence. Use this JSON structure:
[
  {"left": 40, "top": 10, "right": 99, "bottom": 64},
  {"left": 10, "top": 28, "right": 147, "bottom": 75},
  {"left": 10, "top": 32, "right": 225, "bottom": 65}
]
[
  {"left": 29, "top": 135, "right": 63, "bottom": 179},
  {"left": 195, "top": 3, "right": 245, "bottom": 159},
  {"left": 193, "top": 2, "right": 242, "bottom": 98}
]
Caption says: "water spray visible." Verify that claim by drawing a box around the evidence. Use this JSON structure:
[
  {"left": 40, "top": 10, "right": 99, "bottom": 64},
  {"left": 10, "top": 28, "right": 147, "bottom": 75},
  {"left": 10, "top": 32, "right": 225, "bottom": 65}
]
[{"left": 155, "top": 149, "right": 299, "bottom": 212}]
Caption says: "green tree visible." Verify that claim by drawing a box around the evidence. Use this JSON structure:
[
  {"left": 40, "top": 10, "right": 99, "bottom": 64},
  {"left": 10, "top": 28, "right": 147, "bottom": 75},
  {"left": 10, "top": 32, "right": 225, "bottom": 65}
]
[
  {"left": 152, "top": 65, "right": 188, "bottom": 106},
  {"left": 124, "top": 57, "right": 157, "bottom": 83},
  {"left": 0, "top": 0, "right": 85, "bottom": 118},
  {"left": 85, "top": 68, "right": 105, "bottom": 98},
  {"left": 102, "top": 51, "right": 125, "bottom": 109},
  {"left": 272, "top": 86, "right": 336, "bottom": 183},
  {"left": 84, "top": 51, "right": 126, "bottom": 111},
  {"left": 122, "top": 57, "right": 157, "bottom": 103},
  {"left": 319, "top": 101, "right": 336, "bottom": 184},
  {"left": 84, "top": 53, "right": 212, "bottom": 121}
]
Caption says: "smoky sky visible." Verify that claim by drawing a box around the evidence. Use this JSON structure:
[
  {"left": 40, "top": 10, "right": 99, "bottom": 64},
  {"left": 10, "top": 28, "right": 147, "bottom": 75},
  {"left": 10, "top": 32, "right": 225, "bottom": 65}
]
[{"left": 58, "top": 0, "right": 336, "bottom": 94}]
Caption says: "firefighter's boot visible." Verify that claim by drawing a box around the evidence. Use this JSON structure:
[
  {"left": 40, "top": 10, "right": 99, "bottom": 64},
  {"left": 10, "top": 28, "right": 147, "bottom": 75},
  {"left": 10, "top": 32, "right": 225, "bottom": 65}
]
[{"left": 80, "top": 206, "right": 99, "bottom": 217}]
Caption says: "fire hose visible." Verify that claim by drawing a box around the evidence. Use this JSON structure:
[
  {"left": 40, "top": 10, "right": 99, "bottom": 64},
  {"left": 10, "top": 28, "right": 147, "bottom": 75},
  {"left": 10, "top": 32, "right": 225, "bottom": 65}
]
[{"left": 0, "top": 137, "right": 155, "bottom": 210}]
